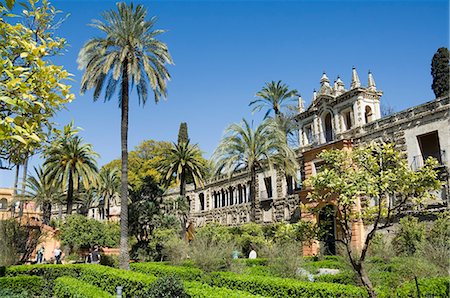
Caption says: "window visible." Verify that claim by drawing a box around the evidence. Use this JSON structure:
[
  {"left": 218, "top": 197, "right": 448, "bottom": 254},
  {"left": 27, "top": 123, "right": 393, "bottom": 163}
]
[
  {"left": 286, "top": 175, "right": 294, "bottom": 194},
  {"left": 417, "top": 131, "right": 442, "bottom": 164},
  {"left": 0, "top": 198, "right": 7, "bottom": 209},
  {"left": 343, "top": 110, "right": 352, "bottom": 130},
  {"left": 229, "top": 187, "right": 234, "bottom": 205},
  {"left": 313, "top": 160, "right": 326, "bottom": 175},
  {"left": 364, "top": 106, "right": 373, "bottom": 123},
  {"left": 199, "top": 193, "right": 205, "bottom": 211},
  {"left": 324, "top": 113, "right": 333, "bottom": 142},
  {"left": 305, "top": 125, "right": 313, "bottom": 144},
  {"left": 264, "top": 177, "right": 273, "bottom": 198}
]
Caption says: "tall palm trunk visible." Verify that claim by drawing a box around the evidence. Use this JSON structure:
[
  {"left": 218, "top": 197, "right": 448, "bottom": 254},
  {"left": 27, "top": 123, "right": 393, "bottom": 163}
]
[
  {"left": 119, "top": 61, "right": 130, "bottom": 270},
  {"left": 249, "top": 165, "right": 257, "bottom": 222},
  {"left": 18, "top": 156, "right": 29, "bottom": 218},
  {"left": 179, "top": 170, "right": 187, "bottom": 240},
  {"left": 11, "top": 164, "right": 20, "bottom": 217},
  {"left": 106, "top": 195, "right": 110, "bottom": 220},
  {"left": 42, "top": 201, "right": 51, "bottom": 225},
  {"left": 66, "top": 171, "right": 74, "bottom": 214}
]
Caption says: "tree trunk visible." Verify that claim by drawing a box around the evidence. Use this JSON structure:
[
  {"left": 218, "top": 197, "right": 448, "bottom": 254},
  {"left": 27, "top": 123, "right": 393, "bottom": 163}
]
[
  {"left": 249, "top": 165, "right": 257, "bottom": 222},
  {"left": 11, "top": 164, "right": 20, "bottom": 217},
  {"left": 119, "top": 62, "right": 130, "bottom": 270},
  {"left": 18, "top": 156, "right": 28, "bottom": 218},
  {"left": 66, "top": 172, "right": 74, "bottom": 215},
  {"left": 356, "top": 262, "right": 377, "bottom": 298},
  {"left": 58, "top": 204, "right": 62, "bottom": 220},
  {"left": 179, "top": 170, "right": 188, "bottom": 240},
  {"left": 42, "top": 201, "right": 51, "bottom": 225},
  {"left": 106, "top": 195, "right": 110, "bottom": 220}
]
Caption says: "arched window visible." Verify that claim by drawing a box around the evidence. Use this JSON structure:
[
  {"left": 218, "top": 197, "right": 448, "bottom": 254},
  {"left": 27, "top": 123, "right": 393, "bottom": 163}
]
[
  {"left": 199, "top": 193, "right": 205, "bottom": 211},
  {"left": 319, "top": 205, "right": 337, "bottom": 255},
  {"left": 365, "top": 106, "right": 373, "bottom": 123},
  {"left": 323, "top": 112, "right": 333, "bottom": 142},
  {"left": 0, "top": 198, "right": 7, "bottom": 209}
]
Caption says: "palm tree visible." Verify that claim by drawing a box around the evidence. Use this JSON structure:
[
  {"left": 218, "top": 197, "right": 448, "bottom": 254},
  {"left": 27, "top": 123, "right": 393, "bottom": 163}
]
[
  {"left": 77, "top": 2, "right": 173, "bottom": 269},
  {"left": 249, "top": 80, "right": 298, "bottom": 119},
  {"left": 26, "top": 166, "right": 62, "bottom": 225},
  {"left": 97, "top": 167, "right": 120, "bottom": 220},
  {"left": 44, "top": 136, "right": 99, "bottom": 215},
  {"left": 158, "top": 140, "right": 207, "bottom": 239},
  {"left": 212, "top": 119, "right": 297, "bottom": 222}
]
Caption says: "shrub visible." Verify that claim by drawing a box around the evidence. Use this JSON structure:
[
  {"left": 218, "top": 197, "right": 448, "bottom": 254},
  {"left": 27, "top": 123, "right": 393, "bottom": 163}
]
[
  {"left": 392, "top": 216, "right": 426, "bottom": 256},
  {"left": 147, "top": 275, "right": 189, "bottom": 298},
  {"left": 314, "top": 271, "right": 357, "bottom": 285},
  {"left": 100, "top": 254, "right": 119, "bottom": 268},
  {"left": 209, "top": 271, "right": 368, "bottom": 297},
  {"left": 367, "top": 233, "right": 395, "bottom": 261},
  {"left": 76, "top": 265, "right": 157, "bottom": 297},
  {"left": 0, "top": 275, "right": 44, "bottom": 296},
  {"left": 188, "top": 232, "right": 236, "bottom": 272},
  {"left": 54, "top": 276, "right": 113, "bottom": 298},
  {"left": 131, "top": 262, "right": 203, "bottom": 281},
  {"left": 237, "top": 258, "right": 268, "bottom": 267},
  {"left": 395, "top": 277, "right": 450, "bottom": 298},
  {"left": 266, "top": 241, "right": 304, "bottom": 279},
  {"left": 184, "top": 281, "right": 266, "bottom": 298},
  {"left": 163, "top": 236, "right": 189, "bottom": 265},
  {"left": 424, "top": 212, "right": 450, "bottom": 273},
  {"left": 0, "top": 288, "right": 29, "bottom": 298},
  {"left": 59, "top": 215, "right": 120, "bottom": 251}
]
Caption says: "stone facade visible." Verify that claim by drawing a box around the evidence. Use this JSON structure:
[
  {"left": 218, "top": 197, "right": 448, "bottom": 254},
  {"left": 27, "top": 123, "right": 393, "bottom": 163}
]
[{"left": 166, "top": 68, "right": 450, "bottom": 256}]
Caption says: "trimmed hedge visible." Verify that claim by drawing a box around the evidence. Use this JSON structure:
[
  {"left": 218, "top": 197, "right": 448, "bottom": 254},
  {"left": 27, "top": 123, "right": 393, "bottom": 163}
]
[
  {"left": 131, "top": 262, "right": 203, "bottom": 281},
  {"left": 237, "top": 258, "right": 269, "bottom": 267},
  {"left": 0, "top": 275, "right": 44, "bottom": 296},
  {"left": 185, "top": 281, "right": 266, "bottom": 298},
  {"left": 395, "top": 277, "right": 450, "bottom": 298},
  {"left": 54, "top": 276, "right": 113, "bottom": 298},
  {"left": 76, "top": 265, "right": 157, "bottom": 297},
  {"left": 314, "top": 271, "right": 357, "bottom": 285},
  {"left": 209, "top": 271, "right": 368, "bottom": 298}
]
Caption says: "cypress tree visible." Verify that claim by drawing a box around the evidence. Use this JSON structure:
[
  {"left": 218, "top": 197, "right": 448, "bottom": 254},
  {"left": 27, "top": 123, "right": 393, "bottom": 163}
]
[
  {"left": 431, "top": 47, "right": 450, "bottom": 98},
  {"left": 177, "top": 122, "right": 188, "bottom": 144}
]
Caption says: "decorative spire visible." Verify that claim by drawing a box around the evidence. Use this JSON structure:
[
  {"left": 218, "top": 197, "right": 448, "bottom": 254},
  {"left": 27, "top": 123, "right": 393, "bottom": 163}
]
[
  {"left": 298, "top": 95, "right": 305, "bottom": 113},
  {"left": 319, "top": 72, "right": 332, "bottom": 95},
  {"left": 368, "top": 71, "right": 376, "bottom": 91},
  {"left": 351, "top": 67, "right": 361, "bottom": 89},
  {"left": 313, "top": 89, "right": 317, "bottom": 101},
  {"left": 335, "top": 76, "right": 346, "bottom": 95}
]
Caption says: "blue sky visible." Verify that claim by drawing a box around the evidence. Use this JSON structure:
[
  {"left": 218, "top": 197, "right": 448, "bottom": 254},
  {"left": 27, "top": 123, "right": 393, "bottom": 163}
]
[{"left": 1, "top": 0, "right": 449, "bottom": 187}]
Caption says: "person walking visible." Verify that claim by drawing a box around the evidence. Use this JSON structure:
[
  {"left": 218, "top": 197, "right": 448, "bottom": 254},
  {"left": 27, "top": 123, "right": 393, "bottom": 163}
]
[
  {"left": 90, "top": 246, "right": 101, "bottom": 264},
  {"left": 36, "top": 246, "right": 45, "bottom": 264},
  {"left": 53, "top": 247, "right": 62, "bottom": 264}
]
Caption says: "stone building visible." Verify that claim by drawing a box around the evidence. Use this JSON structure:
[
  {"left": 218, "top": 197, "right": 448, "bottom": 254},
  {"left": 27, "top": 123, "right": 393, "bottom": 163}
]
[{"left": 164, "top": 68, "right": 450, "bottom": 255}]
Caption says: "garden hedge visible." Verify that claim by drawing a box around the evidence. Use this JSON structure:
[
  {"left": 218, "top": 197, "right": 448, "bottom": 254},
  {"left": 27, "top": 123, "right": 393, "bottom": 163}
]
[
  {"left": 184, "top": 281, "right": 266, "bottom": 298},
  {"left": 0, "top": 275, "right": 44, "bottom": 296},
  {"left": 76, "top": 265, "right": 157, "bottom": 297},
  {"left": 395, "top": 277, "right": 450, "bottom": 298},
  {"left": 54, "top": 276, "right": 113, "bottom": 298},
  {"left": 209, "top": 271, "right": 368, "bottom": 298},
  {"left": 131, "top": 262, "right": 203, "bottom": 281}
]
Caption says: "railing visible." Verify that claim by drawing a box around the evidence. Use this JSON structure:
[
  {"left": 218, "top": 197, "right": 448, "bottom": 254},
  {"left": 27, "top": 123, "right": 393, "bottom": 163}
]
[
  {"left": 411, "top": 150, "right": 446, "bottom": 171},
  {"left": 304, "top": 131, "right": 335, "bottom": 147}
]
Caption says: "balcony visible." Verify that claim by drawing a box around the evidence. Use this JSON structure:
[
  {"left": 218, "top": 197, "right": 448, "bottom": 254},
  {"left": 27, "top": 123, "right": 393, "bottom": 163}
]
[
  {"left": 259, "top": 190, "right": 273, "bottom": 202},
  {"left": 411, "top": 150, "right": 447, "bottom": 173}
]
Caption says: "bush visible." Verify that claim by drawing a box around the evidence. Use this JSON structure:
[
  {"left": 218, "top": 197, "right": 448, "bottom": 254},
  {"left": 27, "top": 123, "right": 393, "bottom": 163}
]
[
  {"left": 266, "top": 241, "right": 304, "bottom": 279},
  {"left": 163, "top": 236, "right": 189, "bottom": 265},
  {"left": 76, "top": 265, "right": 157, "bottom": 297},
  {"left": 188, "top": 232, "right": 236, "bottom": 272},
  {"left": 59, "top": 215, "right": 120, "bottom": 251},
  {"left": 237, "top": 258, "right": 268, "bottom": 267},
  {"left": 54, "top": 276, "right": 113, "bottom": 298},
  {"left": 367, "top": 256, "right": 443, "bottom": 290},
  {"left": 392, "top": 216, "right": 426, "bottom": 256},
  {"left": 147, "top": 275, "right": 188, "bottom": 298},
  {"left": 0, "top": 288, "right": 29, "bottom": 298},
  {"left": 184, "top": 281, "right": 266, "bottom": 298},
  {"left": 314, "top": 271, "right": 357, "bottom": 285},
  {"left": 131, "top": 262, "right": 203, "bottom": 281},
  {"left": 367, "top": 233, "right": 395, "bottom": 261},
  {"left": 424, "top": 212, "right": 450, "bottom": 273},
  {"left": 100, "top": 254, "right": 119, "bottom": 268},
  {"left": 0, "top": 275, "right": 44, "bottom": 296},
  {"left": 209, "top": 271, "right": 368, "bottom": 297},
  {"left": 394, "top": 277, "right": 450, "bottom": 298}
]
